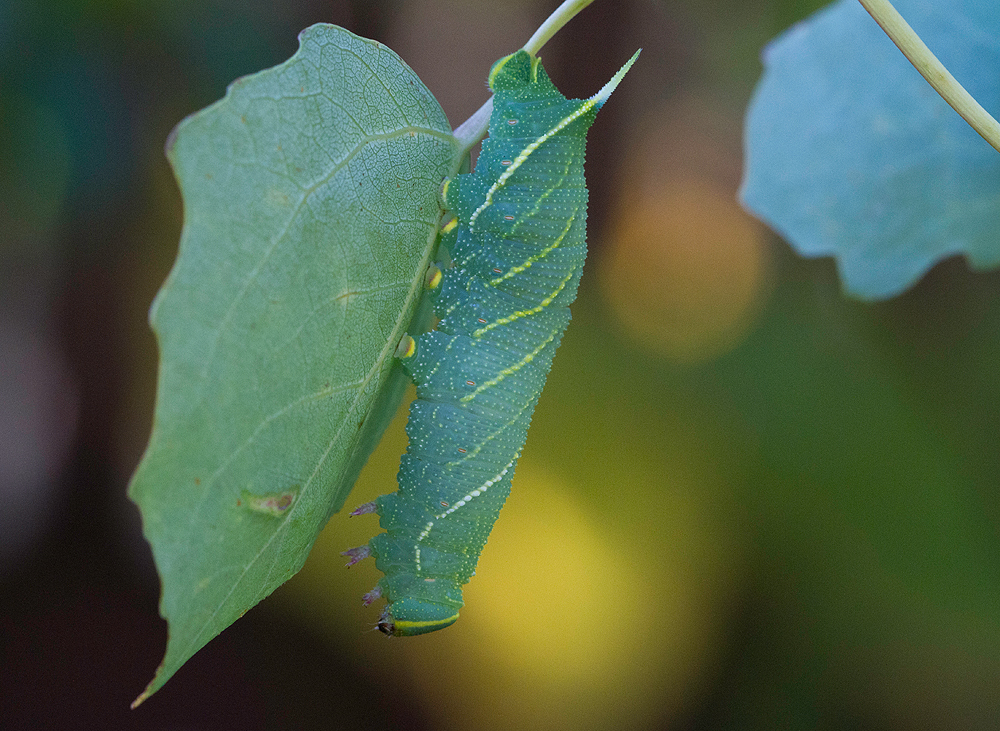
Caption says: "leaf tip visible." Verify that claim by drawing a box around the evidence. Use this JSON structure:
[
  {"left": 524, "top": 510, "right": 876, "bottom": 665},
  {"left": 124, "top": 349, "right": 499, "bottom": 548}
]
[{"left": 130, "top": 666, "right": 164, "bottom": 709}]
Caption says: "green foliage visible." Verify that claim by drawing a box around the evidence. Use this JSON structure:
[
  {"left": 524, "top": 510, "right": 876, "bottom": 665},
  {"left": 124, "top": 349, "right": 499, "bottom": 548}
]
[
  {"left": 128, "top": 24, "right": 460, "bottom": 704},
  {"left": 128, "top": 0, "right": 1000, "bottom": 710},
  {"left": 741, "top": 0, "right": 1000, "bottom": 300}
]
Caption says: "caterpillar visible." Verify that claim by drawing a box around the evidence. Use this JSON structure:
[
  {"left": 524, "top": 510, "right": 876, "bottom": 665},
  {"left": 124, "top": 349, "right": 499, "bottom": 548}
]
[{"left": 344, "top": 48, "right": 639, "bottom": 636}]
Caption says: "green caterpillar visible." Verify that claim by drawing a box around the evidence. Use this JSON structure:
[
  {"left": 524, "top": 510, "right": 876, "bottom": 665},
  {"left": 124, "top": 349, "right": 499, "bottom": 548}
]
[{"left": 345, "top": 48, "right": 639, "bottom": 636}]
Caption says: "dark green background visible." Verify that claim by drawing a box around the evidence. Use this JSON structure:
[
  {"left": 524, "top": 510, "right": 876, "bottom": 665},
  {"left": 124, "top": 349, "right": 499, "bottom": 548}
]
[{"left": 2, "top": 0, "right": 998, "bottom": 728}]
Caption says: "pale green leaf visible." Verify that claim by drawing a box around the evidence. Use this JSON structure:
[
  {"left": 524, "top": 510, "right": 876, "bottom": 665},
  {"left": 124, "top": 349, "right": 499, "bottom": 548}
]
[
  {"left": 129, "top": 24, "right": 460, "bottom": 703},
  {"left": 741, "top": 0, "right": 1000, "bottom": 300}
]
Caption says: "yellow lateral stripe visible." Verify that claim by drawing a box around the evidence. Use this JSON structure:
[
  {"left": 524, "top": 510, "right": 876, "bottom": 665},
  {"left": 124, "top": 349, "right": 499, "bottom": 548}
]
[
  {"left": 395, "top": 615, "right": 459, "bottom": 631},
  {"left": 444, "top": 391, "right": 532, "bottom": 466},
  {"left": 474, "top": 269, "right": 575, "bottom": 337},
  {"left": 432, "top": 458, "right": 515, "bottom": 519},
  {"left": 487, "top": 53, "right": 516, "bottom": 88},
  {"left": 468, "top": 97, "right": 599, "bottom": 230},
  {"left": 460, "top": 327, "right": 560, "bottom": 403},
  {"left": 506, "top": 158, "right": 573, "bottom": 238},
  {"left": 491, "top": 210, "right": 577, "bottom": 285}
]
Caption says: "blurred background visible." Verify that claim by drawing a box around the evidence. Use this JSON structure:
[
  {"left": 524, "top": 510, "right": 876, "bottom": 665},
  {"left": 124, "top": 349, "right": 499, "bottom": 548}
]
[{"left": 3, "top": 0, "right": 1000, "bottom": 728}]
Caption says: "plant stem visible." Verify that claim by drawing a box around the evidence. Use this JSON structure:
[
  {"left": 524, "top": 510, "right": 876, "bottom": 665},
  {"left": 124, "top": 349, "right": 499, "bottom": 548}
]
[
  {"left": 453, "top": 97, "right": 494, "bottom": 158},
  {"left": 453, "top": 0, "right": 597, "bottom": 154},
  {"left": 858, "top": 0, "right": 1000, "bottom": 154},
  {"left": 523, "top": 0, "right": 596, "bottom": 57}
]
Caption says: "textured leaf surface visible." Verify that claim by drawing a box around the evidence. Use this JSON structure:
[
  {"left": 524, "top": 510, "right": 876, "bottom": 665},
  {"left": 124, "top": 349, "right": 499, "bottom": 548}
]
[
  {"left": 129, "top": 24, "right": 459, "bottom": 703},
  {"left": 741, "top": 0, "right": 1000, "bottom": 300}
]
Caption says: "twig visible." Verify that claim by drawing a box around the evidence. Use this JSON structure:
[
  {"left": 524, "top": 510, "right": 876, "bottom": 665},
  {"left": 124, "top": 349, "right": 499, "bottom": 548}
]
[{"left": 858, "top": 0, "right": 1000, "bottom": 153}]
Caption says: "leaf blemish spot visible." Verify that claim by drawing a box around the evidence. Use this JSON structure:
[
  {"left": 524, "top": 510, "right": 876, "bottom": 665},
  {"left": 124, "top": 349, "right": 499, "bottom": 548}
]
[
  {"left": 336, "top": 289, "right": 361, "bottom": 303},
  {"left": 241, "top": 489, "right": 298, "bottom": 517}
]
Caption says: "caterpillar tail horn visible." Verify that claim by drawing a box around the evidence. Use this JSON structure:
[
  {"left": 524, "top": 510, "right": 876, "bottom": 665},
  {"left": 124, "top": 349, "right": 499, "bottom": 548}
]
[{"left": 590, "top": 49, "right": 641, "bottom": 108}]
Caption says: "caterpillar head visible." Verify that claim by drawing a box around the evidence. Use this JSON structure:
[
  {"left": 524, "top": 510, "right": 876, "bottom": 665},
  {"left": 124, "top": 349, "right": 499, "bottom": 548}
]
[
  {"left": 377, "top": 598, "right": 460, "bottom": 636},
  {"left": 487, "top": 50, "right": 543, "bottom": 92}
]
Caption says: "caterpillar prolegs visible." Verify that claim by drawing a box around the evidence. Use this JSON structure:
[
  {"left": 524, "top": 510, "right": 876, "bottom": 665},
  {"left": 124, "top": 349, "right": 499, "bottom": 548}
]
[{"left": 346, "top": 49, "right": 639, "bottom": 636}]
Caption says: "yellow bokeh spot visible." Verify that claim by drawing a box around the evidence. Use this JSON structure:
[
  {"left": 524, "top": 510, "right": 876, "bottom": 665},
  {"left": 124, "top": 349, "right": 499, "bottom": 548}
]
[
  {"left": 276, "top": 391, "right": 744, "bottom": 731},
  {"left": 474, "top": 477, "right": 635, "bottom": 683},
  {"left": 397, "top": 466, "right": 735, "bottom": 731}
]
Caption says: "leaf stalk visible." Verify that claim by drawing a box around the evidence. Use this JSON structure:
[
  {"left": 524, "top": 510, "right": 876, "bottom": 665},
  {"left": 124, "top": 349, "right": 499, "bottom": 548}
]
[
  {"left": 453, "top": 0, "right": 597, "bottom": 155},
  {"left": 858, "top": 0, "right": 1000, "bottom": 154}
]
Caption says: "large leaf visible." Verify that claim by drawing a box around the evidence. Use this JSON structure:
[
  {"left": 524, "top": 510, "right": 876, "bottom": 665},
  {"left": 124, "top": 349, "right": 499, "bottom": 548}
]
[
  {"left": 129, "top": 24, "right": 460, "bottom": 704},
  {"left": 741, "top": 0, "right": 1000, "bottom": 300}
]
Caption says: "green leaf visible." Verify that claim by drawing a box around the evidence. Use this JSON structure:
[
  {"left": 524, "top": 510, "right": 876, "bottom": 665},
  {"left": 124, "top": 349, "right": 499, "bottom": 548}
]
[
  {"left": 740, "top": 0, "right": 1000, "bottom": 300},
  {"left": 129, "top": 24, "right": 460, "bottom": 704}
]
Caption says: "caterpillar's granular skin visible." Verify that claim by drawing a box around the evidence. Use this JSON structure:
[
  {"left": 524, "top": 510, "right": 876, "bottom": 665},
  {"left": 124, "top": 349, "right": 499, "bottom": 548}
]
[{"left": 360, "top": 49, "right": 638, "bottom": 636}]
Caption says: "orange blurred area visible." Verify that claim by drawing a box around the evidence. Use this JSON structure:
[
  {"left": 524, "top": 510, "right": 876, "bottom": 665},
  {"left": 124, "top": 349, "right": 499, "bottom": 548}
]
[{"left": 599, "top": 103, "right": 772, "bottom": 363}]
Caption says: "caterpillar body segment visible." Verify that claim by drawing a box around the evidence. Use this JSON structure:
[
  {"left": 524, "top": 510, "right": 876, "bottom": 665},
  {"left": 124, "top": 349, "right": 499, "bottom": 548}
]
[{"left": 354, "top": 49, "right": 638, "bottom": 636}]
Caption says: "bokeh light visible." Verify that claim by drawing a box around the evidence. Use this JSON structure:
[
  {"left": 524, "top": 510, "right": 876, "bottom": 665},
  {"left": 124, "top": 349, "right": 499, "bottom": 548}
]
[{"left": 600, "top": 103, "right": 772, "bottom": 363}]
